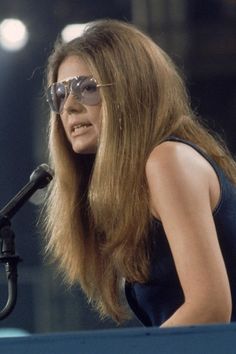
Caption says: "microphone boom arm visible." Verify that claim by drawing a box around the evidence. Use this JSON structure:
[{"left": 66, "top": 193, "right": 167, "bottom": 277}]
[{"left": 0, "top": 164, "right": 53, "bottom": 320}]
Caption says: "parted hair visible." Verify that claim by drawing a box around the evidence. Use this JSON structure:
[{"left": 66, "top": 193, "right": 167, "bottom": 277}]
[{"left": 43, "top": 19, "right": 236, "bottom": 322}]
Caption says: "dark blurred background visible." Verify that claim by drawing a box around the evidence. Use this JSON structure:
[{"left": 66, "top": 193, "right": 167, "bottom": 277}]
[{"left": 0, "top": 0, "right": 235, "bottom": 335}]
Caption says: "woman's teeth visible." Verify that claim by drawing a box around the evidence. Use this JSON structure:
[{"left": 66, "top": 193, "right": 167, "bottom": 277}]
[{"left": 73, "top": 123, "right": 91, "bottom": 131}]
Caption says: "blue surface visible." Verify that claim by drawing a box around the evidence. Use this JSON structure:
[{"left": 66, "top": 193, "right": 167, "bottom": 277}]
[{"left": 0, "top": 323, "right": 236, "bottom": 354}]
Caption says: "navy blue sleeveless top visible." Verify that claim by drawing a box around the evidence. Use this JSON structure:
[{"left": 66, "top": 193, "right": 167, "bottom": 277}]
[{"left": 125, "top": 136, "right": 236, "bottom": 326}]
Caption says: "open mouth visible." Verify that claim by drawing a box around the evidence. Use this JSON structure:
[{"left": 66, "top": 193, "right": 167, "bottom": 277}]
[{"left": 72, "top": 123, "right": 92, "bottom": 132}]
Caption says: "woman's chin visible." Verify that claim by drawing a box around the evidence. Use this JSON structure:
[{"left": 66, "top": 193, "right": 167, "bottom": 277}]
[{"left": 72, "top": 142, "right": 98, "bottom": 155}]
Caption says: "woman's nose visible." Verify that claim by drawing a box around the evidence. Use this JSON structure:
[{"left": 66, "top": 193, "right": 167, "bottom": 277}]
[{"left": 63, "top": 93, "right": 84, "bottom": 114}]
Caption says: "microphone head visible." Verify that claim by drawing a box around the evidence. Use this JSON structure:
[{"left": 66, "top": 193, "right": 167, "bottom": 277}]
[{"left": 29, "top": 164, "right": 54, "bottom": 189}]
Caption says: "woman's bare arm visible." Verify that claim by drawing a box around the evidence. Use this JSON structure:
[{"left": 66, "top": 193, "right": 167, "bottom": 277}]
[{"left": 146, "top": 142, "right": 232, "bottom": 327}]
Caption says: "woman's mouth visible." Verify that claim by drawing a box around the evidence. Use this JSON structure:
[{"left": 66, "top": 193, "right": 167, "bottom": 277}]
[{"left": 71, "top": 123, "right": 92, "bottom": 136}]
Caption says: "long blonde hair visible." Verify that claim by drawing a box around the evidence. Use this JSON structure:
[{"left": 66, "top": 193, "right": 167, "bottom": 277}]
[{"left": 43, "top": 19, "right": 236, "bottom": 322}]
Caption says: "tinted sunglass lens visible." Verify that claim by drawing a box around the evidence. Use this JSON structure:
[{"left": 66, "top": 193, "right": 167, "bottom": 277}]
[
  {"left": 47, "top": 83, "right": 67, "bottom": 113},
  {"left": 55, "top": 83, "right": 67, "bottom": 113},
  {"left": 46, "top": 86, "right": 56, "bottom": 112},
  {"left": 71, "top": 77, "right": 101, "bottom": 105}
]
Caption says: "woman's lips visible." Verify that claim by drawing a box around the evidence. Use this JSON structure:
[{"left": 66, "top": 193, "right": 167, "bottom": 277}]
[{"left": 71, "top": 123, "right": 92, "bottom": 136}]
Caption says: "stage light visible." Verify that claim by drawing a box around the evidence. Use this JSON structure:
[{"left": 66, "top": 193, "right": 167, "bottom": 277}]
[
  {"left": 61, "top": 23, "right": 87, "bottom": 42},
  {"left": 0, "top": 18, "right": 29, "bottom": 51}
]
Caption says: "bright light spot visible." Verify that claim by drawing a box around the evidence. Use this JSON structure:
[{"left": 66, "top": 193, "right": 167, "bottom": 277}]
[
  {"left": 0, "top": 18, "right": 29, "bottom": 51},
  {"left": 61, "top": 23, "right": 87, "bottom": 42}
]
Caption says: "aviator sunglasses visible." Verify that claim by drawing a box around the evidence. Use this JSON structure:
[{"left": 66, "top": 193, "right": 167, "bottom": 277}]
[{"left": 46, "top": 75, "right": 113, "bottom": 114}]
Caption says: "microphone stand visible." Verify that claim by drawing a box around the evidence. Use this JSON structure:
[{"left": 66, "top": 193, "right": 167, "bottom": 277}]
[
  {"left": 0, "top": 164, "right": 53, "bottom": 320},
  {"left": 0, "top": 217, "right": 21, "bottom": 320}
]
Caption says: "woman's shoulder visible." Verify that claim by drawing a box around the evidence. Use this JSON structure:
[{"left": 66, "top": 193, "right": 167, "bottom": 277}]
[
  {"left": 146, "top": 140, "right": 212, "bottom": 178},
  {"left": 145, "top": 140, "right": 221, "bottom": 218}
]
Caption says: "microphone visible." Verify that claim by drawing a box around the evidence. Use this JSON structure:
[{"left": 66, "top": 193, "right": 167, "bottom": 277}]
[{"left": 0, "top": 164, "right": 54, "bottom": 228}]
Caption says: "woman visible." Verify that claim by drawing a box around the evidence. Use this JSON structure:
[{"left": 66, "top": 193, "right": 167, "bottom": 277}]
[{"left": 44, "top": 19, "right": 236, "bottom": 327}]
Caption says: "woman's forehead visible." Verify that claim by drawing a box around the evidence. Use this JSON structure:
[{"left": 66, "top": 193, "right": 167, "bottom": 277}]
[{"left": 57, "top": 55, "right": 92, "bottom": 82}]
